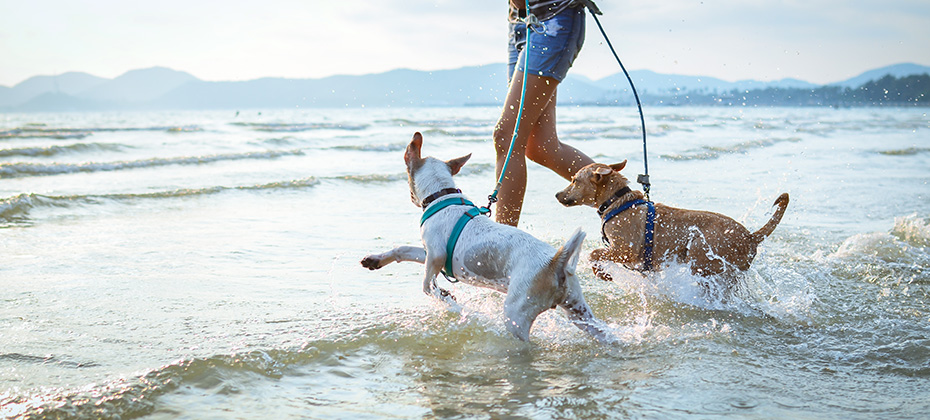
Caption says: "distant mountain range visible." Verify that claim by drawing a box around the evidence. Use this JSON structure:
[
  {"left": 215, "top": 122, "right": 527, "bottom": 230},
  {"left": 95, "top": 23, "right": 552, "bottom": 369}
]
[{"left": 1, "top": 63, "right": 927, "bottom": 112}]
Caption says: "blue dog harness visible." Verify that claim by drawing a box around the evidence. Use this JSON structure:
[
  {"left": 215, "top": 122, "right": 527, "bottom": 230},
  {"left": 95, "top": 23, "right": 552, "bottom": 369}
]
[
  {"left": 419, "top": 189, "right": 490, "bottom": 279},
  {"left": 598, "top": 187, "right": 656, "bottom": 271}
]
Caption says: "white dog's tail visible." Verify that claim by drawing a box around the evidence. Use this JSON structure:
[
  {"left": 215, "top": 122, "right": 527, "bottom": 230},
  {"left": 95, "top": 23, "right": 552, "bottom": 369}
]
[
  {"left": 551, "top": 228, "right": 586, "bottom": 285},
  {"left": 551, "top": 229, "right": 616, "bottom": 345}
]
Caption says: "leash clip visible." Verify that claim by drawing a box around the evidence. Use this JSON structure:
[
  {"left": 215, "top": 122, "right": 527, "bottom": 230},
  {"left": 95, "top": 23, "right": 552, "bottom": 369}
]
[
  {"left": 485, "top": 192, "right": 499, "bottom": 217},
  {"left": 524, "top": 13, "right": 546, "bottom": 33},
  {"left": 578, "top": 0, "right": 603, "bottom": 15},
  {"left": 637, "top": 174, "right": 651, "bottom": 201}
]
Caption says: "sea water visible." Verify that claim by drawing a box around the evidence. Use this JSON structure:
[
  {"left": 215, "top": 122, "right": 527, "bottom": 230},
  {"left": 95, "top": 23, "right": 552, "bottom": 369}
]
[{"left": 1, "top": 106, "right": 928, "bottom": 419}]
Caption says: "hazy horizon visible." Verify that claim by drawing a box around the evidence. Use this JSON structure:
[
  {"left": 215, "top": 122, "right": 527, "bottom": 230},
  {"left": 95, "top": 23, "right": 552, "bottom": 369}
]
[
  {"left": 2, "top": 0, "right": 929, "bottom": 87},
  {"left": 4, "top": 61, "right": 930, "bottom": 90}
]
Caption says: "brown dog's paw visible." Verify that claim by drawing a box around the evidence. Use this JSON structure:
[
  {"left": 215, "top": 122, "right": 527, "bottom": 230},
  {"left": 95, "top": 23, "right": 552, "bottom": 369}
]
[
  {"left": 592, "top": 263, "right": 614, "bottom": 282},
  {"left": 360, "top": 256, "right": 382, "bottom": 270}
]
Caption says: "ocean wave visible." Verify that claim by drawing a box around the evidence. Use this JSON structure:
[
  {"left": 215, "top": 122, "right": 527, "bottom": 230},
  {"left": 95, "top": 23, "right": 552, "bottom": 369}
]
[
  {"left": 0, "top": 125, "right": 202, "bottom": 140},
  {"left": 0, "top": 142, "right": 128, "bottom": 158},
  {"left": 230, "top": 122, "right": 369, "bottom": 132},
  {"left": 0, "top": 178, "right": 320, "bottom": 225},
  {"left": 878, "top": 147, "right": 930, "bottom": 156},
  {"left": 0, "top": 128, "right": 91, "bottom": 140},
  {"left": 0, "top": 350, "right": 293, "bottom": 419},
  {"left": 831, "top": 216, "right": 930, "bottom": 260},
  {"left": 827, "top": 214, "right": 930, "bottom": 286},
  {"left": 749, "top": 121, "right": 783, "bottom": 130},
  {"left": 332, "top": 173, "right": 407, "bottom": 183},
  {"left": 0, "top": 193, "right": 73, "bottom": 225},
  {"left": 327, "top": 162, "right": 492, "bottom": 184},
  {"left": 0, "top": 150, "right": 304, "bottom": 179},
  {"left": 0, "top": 320, "right": 413, "bottom": 419},
  {"left": 418, "top": 127, "right": 491, "bottom": 138},
  {"left": 0, "top": 353, "right": 99, "bottom": 369},
  {"left": 892, "top": 213, "right": 930, "bottom": 248},
  {"left": 328, "top": 143, "right": 407, "bottom": 152},
  {"left": 662, "top": 137, "right": 801, "bottom": 161},
  {"left": 457, "top": 162, "right": 494, "bottom": 177},
  {"left": 0, "top": 306, "right": 612, "bottom": 420},
  {"left": 561, "top": 125, "right": 637, "bottom": 138},
  {"left": 654, "top": 113, "right": 699, "bottom": 122},
  {"left": 382, "top": 117, "right": 494, "bottom": 128}
]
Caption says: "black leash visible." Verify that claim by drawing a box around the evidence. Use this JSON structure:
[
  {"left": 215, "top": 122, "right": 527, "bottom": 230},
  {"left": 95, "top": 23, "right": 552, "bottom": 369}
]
[
  {"left": 585, "top": 3, "right": 651, "bottom": 201},
  {"left": 583, "top": 1, "right": 656, "bottom": 270}
]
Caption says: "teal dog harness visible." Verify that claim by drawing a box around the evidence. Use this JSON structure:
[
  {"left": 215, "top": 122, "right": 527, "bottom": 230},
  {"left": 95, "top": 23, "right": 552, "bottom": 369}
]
[{"left": 420, "top": 189, "right": 491, "bottom": 279}]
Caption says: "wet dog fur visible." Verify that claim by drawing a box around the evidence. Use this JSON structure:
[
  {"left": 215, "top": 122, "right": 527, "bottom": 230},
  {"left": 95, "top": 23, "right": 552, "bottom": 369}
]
[
  {"left": 361, "top": 132, "right": 611, "bottom": 343},
  {"left": 556, "top": 160, "right": 789, "bottom": 282}
]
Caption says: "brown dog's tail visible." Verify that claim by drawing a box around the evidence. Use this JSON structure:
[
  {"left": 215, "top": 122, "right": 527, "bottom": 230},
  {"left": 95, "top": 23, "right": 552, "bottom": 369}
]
[{"left": 751, "top": 193, "right": 789, "bottom": 244}]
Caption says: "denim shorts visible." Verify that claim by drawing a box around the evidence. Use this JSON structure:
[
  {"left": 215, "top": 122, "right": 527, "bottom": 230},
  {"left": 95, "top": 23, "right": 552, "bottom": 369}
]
[{"left": 507, "top": 5, "right": 586, "bottom": 83}]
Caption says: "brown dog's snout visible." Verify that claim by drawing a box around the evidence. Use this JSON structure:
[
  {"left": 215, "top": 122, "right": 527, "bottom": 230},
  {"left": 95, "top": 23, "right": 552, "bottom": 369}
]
[{"left": 555, "top": 189, "right": 575, "bottom": 206}]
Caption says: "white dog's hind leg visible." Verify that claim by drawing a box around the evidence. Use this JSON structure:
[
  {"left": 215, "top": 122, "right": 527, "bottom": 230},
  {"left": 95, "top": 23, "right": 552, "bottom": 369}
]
[
  {"left": 502, "top": 303, "right": 536, "bottom": 342},
  {"left": 558, "top": 273, "right": 615, "bottom": 344},
  {"left": 559, "top": 297, "right": 613, "bottom": 344},
  {"left": 502, "top": 286, "right": 551, "bottom": 341},
  {"left": 361, "top": 246, "right": 426, "bottom": 270}
]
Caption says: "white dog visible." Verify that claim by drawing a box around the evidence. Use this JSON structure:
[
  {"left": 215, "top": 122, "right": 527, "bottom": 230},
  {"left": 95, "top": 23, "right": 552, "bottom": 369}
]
[{"left": 361, "top": 132, "right": 610, "bottom": 343}]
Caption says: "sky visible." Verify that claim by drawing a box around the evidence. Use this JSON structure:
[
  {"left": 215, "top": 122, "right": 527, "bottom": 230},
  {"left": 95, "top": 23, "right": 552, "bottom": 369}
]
[{"left": 1, "top": 0, "right": 929, "bottom": 87}]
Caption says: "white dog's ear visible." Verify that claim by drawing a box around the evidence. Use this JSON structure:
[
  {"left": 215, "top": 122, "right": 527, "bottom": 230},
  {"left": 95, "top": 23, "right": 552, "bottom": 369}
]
[
  {"left": 405, "top": 132, "right": 423, "bottom": 168},
  {"left": 446, "top": 153, "right": 471, "bottom": 176},
  {"left": 608, "top": 160, "right": 627, "bottom": 172}
]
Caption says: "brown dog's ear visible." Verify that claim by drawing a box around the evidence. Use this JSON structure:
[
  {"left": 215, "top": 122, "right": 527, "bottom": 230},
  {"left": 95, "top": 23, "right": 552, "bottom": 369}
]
[
  {"left": 404, "top": 132, "right": 423, "bottom": 168},
  {"left": 446, "top": 153, "right": 471, "bottom": 176},
  {"left": 608, "top": 160, "right": 627, "bottom": 172},
  {"left": 593, "top": 165, "right": 613, "bottom": 182}
]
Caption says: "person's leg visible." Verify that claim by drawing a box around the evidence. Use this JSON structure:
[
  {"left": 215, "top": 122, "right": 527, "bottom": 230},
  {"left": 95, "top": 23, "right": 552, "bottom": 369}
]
[
  {"left": 494, "top": 6, "right": 589, "bottom": 226},
  {"left": 493, "top": 71, "right": 560, "bottom": 226},
  {"left": 525, "top": 90, "right": 594, "bottom": 180}
]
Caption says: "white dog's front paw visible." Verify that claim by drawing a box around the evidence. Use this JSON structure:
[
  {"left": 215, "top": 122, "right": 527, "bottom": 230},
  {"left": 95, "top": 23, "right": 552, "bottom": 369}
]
[
  {"left": 431, "top": 287, "right": 462, "bottom": 312},
  {"left": 429, "top": 286, "right": 456, "bottom": 302},
  {"left": 360, "top": 255, "right": 384, "bottom": 270}
]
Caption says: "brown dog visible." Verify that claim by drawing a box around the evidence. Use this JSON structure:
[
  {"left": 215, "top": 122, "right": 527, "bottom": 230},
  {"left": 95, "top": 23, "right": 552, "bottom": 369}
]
[{"left": 555, "top": 160, "right": 789, "bottom": 280}]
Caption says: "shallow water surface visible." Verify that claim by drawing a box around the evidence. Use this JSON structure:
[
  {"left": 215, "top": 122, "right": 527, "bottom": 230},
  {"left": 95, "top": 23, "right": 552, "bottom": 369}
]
[{"left": 1, "top": 107, "right": 928, "bottom": 419}]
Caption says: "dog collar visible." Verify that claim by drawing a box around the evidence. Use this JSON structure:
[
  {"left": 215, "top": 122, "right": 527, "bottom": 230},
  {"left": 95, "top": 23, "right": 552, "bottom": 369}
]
[
  {"left": 597, "top": 186, "right": 632, "bottom": 216},
  {"left": 420, "top": 188, "right": 461, "bottom": 208}
]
